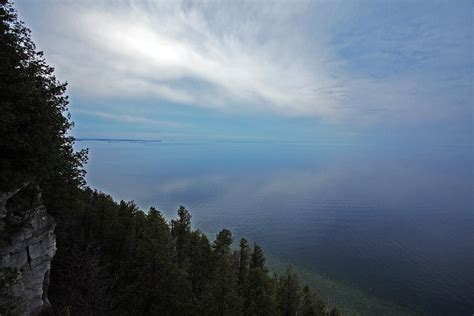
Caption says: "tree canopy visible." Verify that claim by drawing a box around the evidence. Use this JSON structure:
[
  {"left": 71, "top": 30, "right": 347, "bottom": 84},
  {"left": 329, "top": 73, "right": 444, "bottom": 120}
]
[
  {"left": 0, "top": 1, "right": 339, "bottom": 314},
  {"left": 49, "top": 193, "right": 338, "bottom": 315},
  {"left": 0, "top": 0, "right": 87, "bottom": 196}
]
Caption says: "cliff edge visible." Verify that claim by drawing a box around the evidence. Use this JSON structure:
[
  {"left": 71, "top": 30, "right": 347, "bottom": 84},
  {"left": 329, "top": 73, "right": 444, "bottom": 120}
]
[{"left": 0, "top": 185, "right": 56, "bottom": 315}]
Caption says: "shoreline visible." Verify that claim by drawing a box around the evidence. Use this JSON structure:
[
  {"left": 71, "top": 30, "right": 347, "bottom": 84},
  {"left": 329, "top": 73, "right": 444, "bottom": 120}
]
[
  {"left": 264, "top": 252, "right": 415, "bottom": 316},
  {"left": 192, "top": 225, "right": 414, "bottom": 316}
]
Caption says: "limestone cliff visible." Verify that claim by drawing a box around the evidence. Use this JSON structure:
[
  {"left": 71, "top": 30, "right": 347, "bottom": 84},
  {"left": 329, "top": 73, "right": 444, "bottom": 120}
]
[{"left": 0, "top": 185, "right": 56, "bottom": 315}]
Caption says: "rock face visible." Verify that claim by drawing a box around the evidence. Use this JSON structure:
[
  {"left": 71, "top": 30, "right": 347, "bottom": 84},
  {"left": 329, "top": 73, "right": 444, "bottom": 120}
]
[{"left": 0, "top": 186, "right": 56, "bottom": 315}]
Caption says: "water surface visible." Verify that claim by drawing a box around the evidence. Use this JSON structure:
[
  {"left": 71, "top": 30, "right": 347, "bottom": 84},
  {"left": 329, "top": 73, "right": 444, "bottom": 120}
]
[{"left": 78, "top": 141, "right": 474, "bottom": 315}]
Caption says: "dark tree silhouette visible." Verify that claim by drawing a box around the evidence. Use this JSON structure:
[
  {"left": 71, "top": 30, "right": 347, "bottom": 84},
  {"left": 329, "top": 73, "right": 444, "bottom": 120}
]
[{"left": 0, "top": 1, "right": 340, "bottom": 314}]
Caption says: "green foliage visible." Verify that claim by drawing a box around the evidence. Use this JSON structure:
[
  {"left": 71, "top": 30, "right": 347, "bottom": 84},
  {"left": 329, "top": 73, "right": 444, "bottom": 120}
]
[
  {"left": 300, "top": 285, "right": 327, "bottom": 316},
  {"left": 0, "top": 0, "right": 87, "bottom": 206},
  {"left": 0, "top": 1, "right": 340, "bottom": 315},
  {"left": 251, "top": 243, "right": 267, "bottom": 271},
  {"left": 171, "top": 205, "right": 192, "bottom": 266},
  {"left": 211, "top": 229, "right": 241, "bottom": 315},
  {"left": 238, "top": 238, "right": 250, "bottom": 293},
  {"left": 278, "top": 266, "right": 303, "bottom": 316},
  {"left": 48, "top": 190, "right": 338, "bottom": 315}
]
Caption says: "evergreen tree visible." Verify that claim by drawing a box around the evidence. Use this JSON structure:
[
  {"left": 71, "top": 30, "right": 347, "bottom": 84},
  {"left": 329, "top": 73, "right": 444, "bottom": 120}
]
[
  {"left": 123, "top": 207, "right": 178, "bottom": 314},
  {"left": 187, "top": 230, "right": 214, "bottom": 312},
  {"left": 251, "top": 243, "right": 266, "bottom": 271},
  {"left": 277, "top": 266, "right": 302, "bottom": 316},
  {"left": 0, "top": 2, "right": 341, "bottom": 315},
  {"left": 299, "top": 285, "right": 326, "bottom": 316},
  {"left": 238, "top": 238, "right": 250, "bottom": 293},
  {"left": 245, "top": 243, "right": 276, "bottom": 315},
  {"left": 171, "top": 206, "right": 192, "bottom": 266},
  {"left": 212, "top": 229, "right": 240, "bottom": 315},
  {"left": 0, "top": 0, "right": 87, "bottom": 198}
]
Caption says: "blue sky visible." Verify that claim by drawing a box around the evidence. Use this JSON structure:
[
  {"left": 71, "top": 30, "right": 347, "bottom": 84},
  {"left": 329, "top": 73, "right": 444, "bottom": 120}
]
[{"left": 15, "top": 0, "right": 473, "bottom": 144}]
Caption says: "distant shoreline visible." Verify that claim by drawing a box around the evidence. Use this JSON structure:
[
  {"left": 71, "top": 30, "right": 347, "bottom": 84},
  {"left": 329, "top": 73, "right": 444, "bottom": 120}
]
[{"left": 76, "top": 138, "right": 162, "bottom": 143}]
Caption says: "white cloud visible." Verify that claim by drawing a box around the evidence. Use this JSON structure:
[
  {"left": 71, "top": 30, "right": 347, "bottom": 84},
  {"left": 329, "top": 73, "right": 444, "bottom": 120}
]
[
  {"left": 16, "top": 0, "right": 473, "bottom": 127},
  {"left": 76, "top": 109, "right": 188, "bottom": 128},
  {"left": 19, "top": 0, "right": 347, "bottom": 118}
]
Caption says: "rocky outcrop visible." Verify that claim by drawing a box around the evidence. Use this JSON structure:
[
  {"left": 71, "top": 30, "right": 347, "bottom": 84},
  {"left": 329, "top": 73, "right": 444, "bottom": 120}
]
[{"left": 0, "top": 185, "right": 56, "bottom": 315}]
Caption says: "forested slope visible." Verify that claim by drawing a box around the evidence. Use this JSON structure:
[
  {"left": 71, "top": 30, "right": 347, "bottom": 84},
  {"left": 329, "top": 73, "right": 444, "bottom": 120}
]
[{"left": 0, "top": 1, "right": 339, "bottom": 314}]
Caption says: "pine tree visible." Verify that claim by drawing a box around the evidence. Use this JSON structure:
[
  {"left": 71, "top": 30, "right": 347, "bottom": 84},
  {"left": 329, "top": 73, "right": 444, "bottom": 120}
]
[
  {"left": 245, "top": 242, "right": 276, "bottom": 315},
  {"left": 0, "top": 2, "right": 341, "bottom": 314},
  {"left": 212, "top": 229, "right": 240, "bottom": 315},
  {"left": 238, "top": 238, "right": 250, "bottom": 291},
  {"left": 251, "top": 243, "right": 267, "bottom": 271},
  {"left": 299, "top": 285, "right": 326, "bottom": 316},
  {"left": 187, "top": 230, "right": 213, "bottom": 312},
  {"left": 171, "top": 206, "right": 192, "bottom": 266},
  {"left": 0, "top": 0, "right": 87, "bottom": 196},
  {"left": 277, "top": 266, "right": 302, "bottom": 316}
]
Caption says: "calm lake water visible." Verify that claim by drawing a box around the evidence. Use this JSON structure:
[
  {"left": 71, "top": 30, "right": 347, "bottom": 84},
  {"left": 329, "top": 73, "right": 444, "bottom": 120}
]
[{"left": 78, "top": 140, "right": 473, "bottom": 315}]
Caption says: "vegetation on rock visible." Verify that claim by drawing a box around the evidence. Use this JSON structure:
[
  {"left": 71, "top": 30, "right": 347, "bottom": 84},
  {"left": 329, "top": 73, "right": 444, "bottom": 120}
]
[{"left": 0, "top": 1, "right": 339, "bottom": 314}]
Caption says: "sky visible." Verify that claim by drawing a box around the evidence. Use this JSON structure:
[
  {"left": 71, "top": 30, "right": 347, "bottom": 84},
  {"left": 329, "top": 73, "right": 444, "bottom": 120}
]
[{"left": 15, "top": 0, "right": 473, "bottom": 144}]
